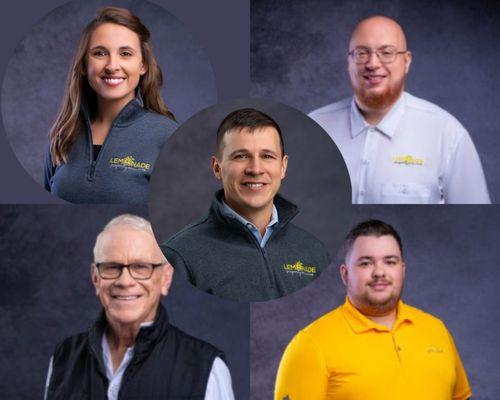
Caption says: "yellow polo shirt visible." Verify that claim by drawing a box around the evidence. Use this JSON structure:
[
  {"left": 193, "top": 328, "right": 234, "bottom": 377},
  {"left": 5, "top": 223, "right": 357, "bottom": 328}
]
[{"left": 275, "top": 298, "right": 471, "bottom": 400}]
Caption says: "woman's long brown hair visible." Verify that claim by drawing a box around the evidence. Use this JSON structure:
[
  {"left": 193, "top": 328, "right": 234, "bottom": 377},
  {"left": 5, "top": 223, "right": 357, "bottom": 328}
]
[{"left": 49, "top": 7, "right": 175, "bottom": 165}]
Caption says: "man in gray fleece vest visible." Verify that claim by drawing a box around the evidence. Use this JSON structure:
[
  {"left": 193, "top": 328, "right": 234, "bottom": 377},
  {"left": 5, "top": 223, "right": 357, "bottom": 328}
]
[{"left": 162, "top": 108, "right": 330, "bottom": 301}]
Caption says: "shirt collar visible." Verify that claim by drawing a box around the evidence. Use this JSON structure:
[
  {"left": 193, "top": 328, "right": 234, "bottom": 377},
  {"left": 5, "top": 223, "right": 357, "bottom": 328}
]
[
  {"left": 350, "top": 92, "right": 407, "bottom": 139},
  {"left": 220, "top": 199, "right": 279, "bottom": 231},
  {"left": 341, "top": 296, "right": 414, "bottom": 334}
]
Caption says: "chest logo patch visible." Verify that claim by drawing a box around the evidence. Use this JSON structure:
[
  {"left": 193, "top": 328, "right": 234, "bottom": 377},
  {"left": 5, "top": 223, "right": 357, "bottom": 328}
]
[
  {"left": 392, "top": 154, "right": 424, "bottom": 166},
  {"left": 426, "top": 346, "right": 444, "bottom": 354},
  {"left": 283, "top": 261, "right": 317, "bottom": 276},
  {"left": 109, "top": 155, "right": 151, "bottom": 171}
]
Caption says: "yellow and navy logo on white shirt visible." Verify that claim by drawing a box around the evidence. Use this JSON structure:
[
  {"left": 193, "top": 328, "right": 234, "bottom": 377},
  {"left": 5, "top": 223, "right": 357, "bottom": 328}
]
[{"left": 392, "top": 154, "right": 425, "bottom": 166}]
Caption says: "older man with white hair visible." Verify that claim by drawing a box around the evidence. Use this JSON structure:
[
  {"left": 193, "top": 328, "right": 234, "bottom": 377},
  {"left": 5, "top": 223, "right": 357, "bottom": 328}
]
[{"left": 44, "top": 214, "right": 234, "bottom": 400}]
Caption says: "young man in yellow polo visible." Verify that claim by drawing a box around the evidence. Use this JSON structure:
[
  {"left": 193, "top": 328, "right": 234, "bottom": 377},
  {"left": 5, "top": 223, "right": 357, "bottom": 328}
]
[{"left": 275, "top": 220, "right": 471, "bottom": 400}]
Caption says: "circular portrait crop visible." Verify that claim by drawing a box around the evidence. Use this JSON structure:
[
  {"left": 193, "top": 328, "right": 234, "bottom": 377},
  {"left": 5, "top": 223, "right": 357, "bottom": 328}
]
[
  {"left": 1, "top": 0, "right": 216, "bottom": 204},
  {"left": 149, "top": 98, "right": 352, "bottom": 302}
]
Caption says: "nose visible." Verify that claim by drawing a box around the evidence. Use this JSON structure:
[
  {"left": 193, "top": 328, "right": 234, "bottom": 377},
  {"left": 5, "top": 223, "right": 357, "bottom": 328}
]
[
  {"left": 245, "top": 156, "right": 263, "bottom": 176},
  {"left": 366, "top": 51, "right": 382, "bottom": 69},
  {"left": 114, "top": 266, "right": 136, "bottom": 287},
  {"left": 105, "top": 53, "right": 120, "bottom": 72},
  {"left": 372, "top": 261, "right": 386, "bottom": 278}
]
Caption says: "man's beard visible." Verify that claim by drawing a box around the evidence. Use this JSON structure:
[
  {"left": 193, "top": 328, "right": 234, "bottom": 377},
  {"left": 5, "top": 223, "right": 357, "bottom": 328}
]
[
  {"left": 351, "top": 281, "right": 404, "bottom": 317},
  {"left": 353, "top": 74, "right": 406, "bottom": 111},
  {"left": 364, "top": 290, "right": 401, "bottom": 315}
]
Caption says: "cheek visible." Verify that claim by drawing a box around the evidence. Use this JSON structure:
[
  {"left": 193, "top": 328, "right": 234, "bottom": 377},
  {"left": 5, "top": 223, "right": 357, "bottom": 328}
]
[{"left": 222, "top": 167, "right": 240, "bottom": 185}]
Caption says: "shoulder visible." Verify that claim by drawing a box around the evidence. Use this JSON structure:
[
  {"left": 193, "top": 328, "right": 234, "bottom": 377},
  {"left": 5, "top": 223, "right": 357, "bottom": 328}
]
[
  {"left": 52, "top": 331, "right": 89, "bottom": 361},
  {"left": 404, "top": 92, "right": 469, "bottom": 140},
  {"left": 168, "top": 324, "right": 224, "bottom": 359},
  {"left": 282, "top": 223, "right": 330, "bottom": 258},
  {"left": 163, "top": 215, "right": 211, "bottom": 249},
  {"left": 142, "top": 110, "right": 178, "bottom": 133},
  {"left": 308, "top": 97, "right": 352, "bottom": 118},
  {"left": 285, "top": 307, "right": 345, "bottom": 354},
  {"left": 404, "top": 93, "right": 463, "bottom": 125},
  {"left": 403, "top": 303, "right": 449, "bottom": 332},
  {"left": 302, "top": 306, "right": 345, "bottom": 338}
]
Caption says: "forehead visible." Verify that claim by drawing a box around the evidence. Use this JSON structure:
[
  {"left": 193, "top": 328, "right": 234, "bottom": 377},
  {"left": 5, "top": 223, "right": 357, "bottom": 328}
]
[
  {"left": 89, "top": 22, "right": 141, "bottom": 48},
  {"left": 221, "top": 126, "right": 281, "bottom": 153},
  {"left": 347, "top": 235, "right": 402, "bottom": 262},
  {"left": 96, "top": 226, "right": 161, "bottom": 261},
  {"left": 349, "top": 17, "right": 406, "bottom": 49}
]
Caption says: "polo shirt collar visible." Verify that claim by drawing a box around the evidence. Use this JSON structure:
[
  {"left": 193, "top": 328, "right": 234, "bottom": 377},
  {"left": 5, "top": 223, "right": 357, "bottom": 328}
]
[
  {"left": 342, "top": 296, "right": 413, "bottom": 334},
  {"left": 350, "top": 92, "right": 407, "bottom": 139}
]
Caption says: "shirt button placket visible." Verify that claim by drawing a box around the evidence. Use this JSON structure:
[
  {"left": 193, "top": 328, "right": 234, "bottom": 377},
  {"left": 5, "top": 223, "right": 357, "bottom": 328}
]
[{"left": 358, "top": 127, "right": 374, "bottom": 203}]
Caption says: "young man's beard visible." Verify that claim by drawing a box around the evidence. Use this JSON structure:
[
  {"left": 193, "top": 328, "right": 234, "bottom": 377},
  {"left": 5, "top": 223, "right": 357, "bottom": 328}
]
[{"left": 354, "top": 75, "right": 406, "bottom": 112}]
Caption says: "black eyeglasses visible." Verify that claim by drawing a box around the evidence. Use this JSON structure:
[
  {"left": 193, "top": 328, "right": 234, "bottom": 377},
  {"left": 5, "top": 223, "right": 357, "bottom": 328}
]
[
  {"left": 94, "top": 262, "right": 166, "bottom": 280},
  {"left": 349, "top": 46, "right": 407, "bottom": 64}
]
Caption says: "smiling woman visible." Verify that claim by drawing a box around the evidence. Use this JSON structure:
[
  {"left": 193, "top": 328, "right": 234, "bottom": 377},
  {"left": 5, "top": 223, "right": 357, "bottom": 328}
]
[{"left": 44, "top": 7, "right": 177, "bottom": 203}]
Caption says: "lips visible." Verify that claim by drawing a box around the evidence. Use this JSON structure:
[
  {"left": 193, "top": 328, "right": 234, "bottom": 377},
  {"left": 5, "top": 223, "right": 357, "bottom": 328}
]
[
  {"left": 112, "top": 294, "right": 141, "bottom": 301},
  {"left": 368, "top": 281, "right": 391, "bottom": 291},
  {"left": 241, "top": 182, "right": 267, "bottom": 191},
  {"left": 363, "top": 74, "right": 386, "bottom": 86},
  {"left": 101, "top": 76, "right": 126, "bottom": 86}
]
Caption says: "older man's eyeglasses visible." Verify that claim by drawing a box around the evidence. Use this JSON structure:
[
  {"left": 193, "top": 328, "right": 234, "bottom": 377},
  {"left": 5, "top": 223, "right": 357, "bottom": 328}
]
[
  {"left": 349, "top": 46, "right": 407, "bottom": 64},
  {"left": 95, "top": 262, "right": 165, "bottom": 280}
]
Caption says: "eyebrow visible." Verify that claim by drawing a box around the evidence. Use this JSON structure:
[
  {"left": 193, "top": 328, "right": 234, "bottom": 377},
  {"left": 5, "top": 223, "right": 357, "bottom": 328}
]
[
  {"left": 89, "top": 45, "right": 138, "bottom": 53},
  {"left": 356, "top": 255, "right": 401, "bottom": 262},
  {"left": 228, "top": 148, "right": 279, "bottom": 157}
]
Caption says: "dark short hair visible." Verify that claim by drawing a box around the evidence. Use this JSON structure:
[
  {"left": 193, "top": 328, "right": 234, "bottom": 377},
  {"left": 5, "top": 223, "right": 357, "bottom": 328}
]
[
  {"left": 215, "top": 108, "right": 285, "bottom": 158},
  {"left": 343, "top": 219, "right": 403, "bottom": 260}
]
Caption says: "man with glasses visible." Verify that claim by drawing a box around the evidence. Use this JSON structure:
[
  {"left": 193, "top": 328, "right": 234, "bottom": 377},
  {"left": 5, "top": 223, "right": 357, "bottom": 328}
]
[
  {"left": 309, "top": 15, "right": 490, "bottom": 204},
  {"left": 44, "top": 214, "right": 234, "bottom": 400}
]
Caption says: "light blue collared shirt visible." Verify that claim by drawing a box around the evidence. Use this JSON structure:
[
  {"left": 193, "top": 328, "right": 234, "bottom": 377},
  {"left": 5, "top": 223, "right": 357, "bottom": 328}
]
[
  {"left": 309, "top": 91, "right": 490, "bottom": 204},
  {"left": 221, "top": 200, "right": 279, "bottom": 248}
]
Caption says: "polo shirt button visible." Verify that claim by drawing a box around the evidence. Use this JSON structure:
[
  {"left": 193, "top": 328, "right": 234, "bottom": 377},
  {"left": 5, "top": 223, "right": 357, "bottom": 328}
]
[
  {"left": 362, "top": 159, "right": 369, "bottom": 165},
  {"left": 402, "top": 186, "right": 408, "bottom": 194},
  {"left": 397, "top": 346, "right": 401, "bottom": 351},
  {"left": 359, "top": 190, "right": 365, "bottom": 196}
]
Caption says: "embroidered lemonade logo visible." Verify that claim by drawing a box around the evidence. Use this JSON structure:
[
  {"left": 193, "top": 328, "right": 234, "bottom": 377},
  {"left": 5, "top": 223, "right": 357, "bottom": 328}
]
[
  {"left": 392, "top": 154, "right": 424, "bottom": 166},
  {"left": 109, "top": 155, "right": 151, "bottom": 172},
  {"left": 283, "top": 261, "right": 317, "bottom": 277}
]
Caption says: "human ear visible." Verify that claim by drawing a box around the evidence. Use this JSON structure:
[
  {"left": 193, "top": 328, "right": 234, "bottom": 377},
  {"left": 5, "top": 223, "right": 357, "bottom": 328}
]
[
  {"left": 340, "top": 264, "right": 348, "bottom": 286},
  {"left": 211, "top": 156, "right": 222, "bottom": 180},
  {"left": 404, "top": 51, "right": 412, "bottom": 74},
  {"left": 91, "top": 263, "right": 100, "bottom": 296},
  {"left": 160, "top": 263, "right": 174, "bottom": 296},
  {"left": 280, "top": 154, "right": 289, "bottom": 179}
]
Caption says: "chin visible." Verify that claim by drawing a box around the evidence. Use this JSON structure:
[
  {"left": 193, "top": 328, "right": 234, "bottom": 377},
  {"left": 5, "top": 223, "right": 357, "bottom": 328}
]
[
  {"left": 108, "top": 308, "right": 144, "bottom": 326},
  {"left": 355, "top": 80, "right": 405, "bottom": 111}
]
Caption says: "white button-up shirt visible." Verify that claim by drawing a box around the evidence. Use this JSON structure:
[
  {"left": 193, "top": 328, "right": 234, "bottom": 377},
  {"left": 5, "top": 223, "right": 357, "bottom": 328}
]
[{"left": 309, "top": 92, "right": 490, "bottom": 204}]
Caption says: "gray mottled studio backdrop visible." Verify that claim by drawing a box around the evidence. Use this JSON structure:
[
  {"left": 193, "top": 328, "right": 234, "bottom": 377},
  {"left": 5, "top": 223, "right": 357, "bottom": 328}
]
[
  {"left": 149, "top": 98, "right": 352, "bottom": 257},
  {"left": 250, "top": 206, "right": 500, "bottom": 400},
  {"left": 1, "top": 0, "right": 217, "bottom": 188},
  {"left": 0, "top": 205, "right": 249, "bottom": 400},
  {"left": 251, "top": 0, "right": 500, "bottom": 203}
]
